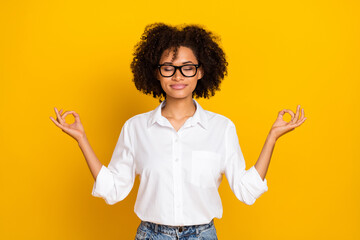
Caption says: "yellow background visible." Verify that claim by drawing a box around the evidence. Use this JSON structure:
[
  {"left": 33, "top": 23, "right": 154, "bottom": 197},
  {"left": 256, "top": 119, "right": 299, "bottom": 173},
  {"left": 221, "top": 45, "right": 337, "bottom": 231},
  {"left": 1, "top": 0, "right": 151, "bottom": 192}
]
[{"left": 1, "top": 0, "right": 359, "bottom": 239}]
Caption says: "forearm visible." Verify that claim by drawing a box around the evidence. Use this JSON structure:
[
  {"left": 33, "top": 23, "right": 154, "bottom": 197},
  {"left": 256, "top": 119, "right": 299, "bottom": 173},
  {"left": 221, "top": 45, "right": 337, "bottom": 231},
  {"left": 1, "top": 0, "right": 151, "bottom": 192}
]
[
  {"left": 254, "top": 130, "right": 277, "bottom": 181},
  {"left": 77, "top": 134, "right": 103, "bottom": 181}
]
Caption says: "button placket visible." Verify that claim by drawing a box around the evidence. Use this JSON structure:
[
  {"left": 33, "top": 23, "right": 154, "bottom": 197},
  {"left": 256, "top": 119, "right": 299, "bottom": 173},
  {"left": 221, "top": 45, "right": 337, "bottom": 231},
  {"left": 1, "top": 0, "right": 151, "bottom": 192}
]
[
  {"left": 173, "top": 132, "right": 183, "bottom": 224},
  {"left": 174, "top": 133, "right": 180, "bottom": 163}
]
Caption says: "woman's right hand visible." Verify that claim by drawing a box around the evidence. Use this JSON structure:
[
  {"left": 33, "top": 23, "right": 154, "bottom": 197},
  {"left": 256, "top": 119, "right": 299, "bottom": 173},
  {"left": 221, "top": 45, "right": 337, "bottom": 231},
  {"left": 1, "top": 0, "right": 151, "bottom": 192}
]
[{"left": 50, "top": 107, "right": 86, "bottom": 142}]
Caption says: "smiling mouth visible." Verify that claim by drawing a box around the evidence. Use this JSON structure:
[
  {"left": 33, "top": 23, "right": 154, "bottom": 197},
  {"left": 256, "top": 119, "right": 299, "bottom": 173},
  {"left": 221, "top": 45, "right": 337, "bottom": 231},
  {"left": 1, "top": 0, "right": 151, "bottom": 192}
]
[{"left": 171, "top": 84, "right": 187, "bottom": 89}]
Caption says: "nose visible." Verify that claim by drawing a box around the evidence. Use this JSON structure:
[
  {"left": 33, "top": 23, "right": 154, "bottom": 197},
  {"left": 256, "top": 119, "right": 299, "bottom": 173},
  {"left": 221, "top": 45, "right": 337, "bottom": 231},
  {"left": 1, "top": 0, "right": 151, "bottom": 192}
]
[{"left": 172, "top": 68, "right": 184, "bottom": 80}]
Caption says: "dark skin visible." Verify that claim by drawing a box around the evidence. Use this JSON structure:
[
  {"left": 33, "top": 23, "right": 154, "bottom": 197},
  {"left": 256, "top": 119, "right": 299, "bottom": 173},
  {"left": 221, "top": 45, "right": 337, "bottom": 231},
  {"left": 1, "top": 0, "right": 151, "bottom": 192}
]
[
  {"left": 156, "top": 46, "right": 204, "bottom": 132},
  {"left": 155, "top": 45, "right": 307, "bottom": 181},
  {"left": 49, "top": 46, "right": 307, "bottom": 182}
]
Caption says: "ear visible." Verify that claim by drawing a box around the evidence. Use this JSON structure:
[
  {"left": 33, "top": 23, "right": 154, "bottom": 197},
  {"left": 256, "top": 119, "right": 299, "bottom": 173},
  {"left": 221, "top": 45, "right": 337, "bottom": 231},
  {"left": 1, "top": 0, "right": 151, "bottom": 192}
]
[{"left": 198, "top": 66, "right": 204, "bottom": 80}]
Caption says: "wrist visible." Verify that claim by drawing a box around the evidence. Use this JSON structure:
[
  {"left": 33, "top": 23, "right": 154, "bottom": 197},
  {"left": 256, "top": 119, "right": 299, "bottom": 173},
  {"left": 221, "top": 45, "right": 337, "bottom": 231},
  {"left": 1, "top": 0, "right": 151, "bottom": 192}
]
[
  {"left": 77, "top": 134, "right": 88, "bottom": 146},
  {"left": 268, "top": 130, "right": 278, "bottom": 143}
]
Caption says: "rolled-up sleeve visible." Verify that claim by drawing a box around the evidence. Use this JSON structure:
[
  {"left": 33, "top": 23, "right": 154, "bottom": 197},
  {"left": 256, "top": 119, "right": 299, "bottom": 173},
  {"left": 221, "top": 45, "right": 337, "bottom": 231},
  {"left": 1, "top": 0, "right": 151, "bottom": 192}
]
[
  {"left": 91, "top": 120, "right": 136, "bottom": 205},
  {"left": 224, "top": 120, "right": 268, "bottom": 205}
]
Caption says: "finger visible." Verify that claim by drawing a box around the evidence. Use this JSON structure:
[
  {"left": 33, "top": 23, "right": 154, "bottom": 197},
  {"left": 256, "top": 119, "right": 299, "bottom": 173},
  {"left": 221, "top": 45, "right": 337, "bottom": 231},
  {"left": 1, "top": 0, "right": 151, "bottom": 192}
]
[
  {"left": 54, "top": 107, "right": 65, "bottom": 125},
  {"left": 277, "top": 109, "right": 290, "bottom": 118},
  {"left": 277, "top": 110, "right": 285, "bottom": 119},
  {"left": 59, "top": 109, "right": 64, "bottom": 118},
  {"left": 56, "top": 108, "right": 64, "bottom": 116},
  {"left": 279, "top": 109, "right": 295, "bottom": 118},
  {"left": 295, "top": 108, "right": 305, "bottom": 124},
  {"left": 291, "top": 105, "right": 300, "bottom": 124},
  {"left": 287, "top": 110, "right": 295, "bottom": 120},
  {"left": 62, "top": 111, "right": 76, "bottom": 121},
  {"left": 293, "top": 116, "right": 307, "bottom": 127},
  {"left": 72, "top": 111, "right": 81, "bottom": 122},
  {"left": 50, "top": 116, "right": 67, "bottom": 130},
  {"left": 279, "top": 109, "right": 295, "bottom": 122},
  {"left": 302, "top": 108, "right": 305, "bottom": 119}
]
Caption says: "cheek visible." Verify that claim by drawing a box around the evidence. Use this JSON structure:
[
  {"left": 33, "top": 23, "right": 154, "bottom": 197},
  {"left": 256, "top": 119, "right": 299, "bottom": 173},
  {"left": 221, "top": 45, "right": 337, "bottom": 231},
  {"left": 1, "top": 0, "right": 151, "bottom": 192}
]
[
  {"left": 158, "top": 79, "right": 170, "bottom": 90},
  {"left": 190, "top": 79, "right": 199, "bottom": 90}
]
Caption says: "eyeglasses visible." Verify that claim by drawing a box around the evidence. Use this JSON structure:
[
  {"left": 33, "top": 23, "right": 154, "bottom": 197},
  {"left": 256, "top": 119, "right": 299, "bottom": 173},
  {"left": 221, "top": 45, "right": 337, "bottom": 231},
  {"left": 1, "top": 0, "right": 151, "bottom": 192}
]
[{"left": 157, "top": 63, "right": 201, "bottom": 77}]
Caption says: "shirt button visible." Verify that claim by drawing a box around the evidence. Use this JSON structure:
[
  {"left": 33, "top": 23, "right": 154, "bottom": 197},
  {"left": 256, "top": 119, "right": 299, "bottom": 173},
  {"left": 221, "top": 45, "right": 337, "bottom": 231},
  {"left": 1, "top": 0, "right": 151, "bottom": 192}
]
[
  {"left": 175, "top": 158, "right": 179, "bottom": 162},
  {"left": 175, "top": 138, "right": 178, "bottom": 143}
]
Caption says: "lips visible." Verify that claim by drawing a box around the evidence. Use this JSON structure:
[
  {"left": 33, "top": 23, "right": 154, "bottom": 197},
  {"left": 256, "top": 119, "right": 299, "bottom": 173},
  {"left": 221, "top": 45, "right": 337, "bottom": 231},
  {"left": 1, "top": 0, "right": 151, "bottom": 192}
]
[{"left": 171, "top": 84, "right": 187, "bottom": 89}]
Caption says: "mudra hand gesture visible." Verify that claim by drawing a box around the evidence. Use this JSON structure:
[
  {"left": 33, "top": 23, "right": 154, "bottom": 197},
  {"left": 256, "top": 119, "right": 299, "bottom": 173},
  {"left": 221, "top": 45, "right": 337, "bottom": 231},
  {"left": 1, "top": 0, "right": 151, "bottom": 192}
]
[
  {"left": 49, "top": 107, "right": 86, "bottom": 142},
  {"left": 270, "top": 105, "right": 307, "bottom": 141}
]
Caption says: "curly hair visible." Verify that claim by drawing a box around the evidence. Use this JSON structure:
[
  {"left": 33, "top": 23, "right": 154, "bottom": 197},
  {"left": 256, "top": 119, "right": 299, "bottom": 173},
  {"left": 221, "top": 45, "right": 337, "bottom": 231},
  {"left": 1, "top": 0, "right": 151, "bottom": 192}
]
[{"left": 130, "top": 22, "right": 228, "bottom": 103}]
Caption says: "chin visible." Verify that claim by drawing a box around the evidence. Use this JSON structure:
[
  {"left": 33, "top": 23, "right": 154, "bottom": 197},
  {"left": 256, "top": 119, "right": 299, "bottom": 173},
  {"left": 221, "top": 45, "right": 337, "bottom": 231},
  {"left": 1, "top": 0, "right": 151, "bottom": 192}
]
[{"left": 166, "top": 93, "right": 192, "bottom": 100}]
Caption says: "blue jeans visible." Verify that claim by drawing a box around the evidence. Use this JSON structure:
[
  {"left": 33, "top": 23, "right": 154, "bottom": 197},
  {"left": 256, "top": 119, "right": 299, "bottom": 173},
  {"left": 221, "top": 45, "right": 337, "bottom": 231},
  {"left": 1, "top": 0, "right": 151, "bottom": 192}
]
[{"left": 135, "top": 219, "right": 218, "bottom": 240}]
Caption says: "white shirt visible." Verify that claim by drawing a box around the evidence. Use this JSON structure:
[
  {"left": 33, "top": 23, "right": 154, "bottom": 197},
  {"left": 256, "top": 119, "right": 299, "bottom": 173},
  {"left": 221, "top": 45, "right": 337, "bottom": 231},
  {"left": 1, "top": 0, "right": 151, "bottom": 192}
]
[{"left": 91, "top": 98, "right": 268, "bottom": 226}]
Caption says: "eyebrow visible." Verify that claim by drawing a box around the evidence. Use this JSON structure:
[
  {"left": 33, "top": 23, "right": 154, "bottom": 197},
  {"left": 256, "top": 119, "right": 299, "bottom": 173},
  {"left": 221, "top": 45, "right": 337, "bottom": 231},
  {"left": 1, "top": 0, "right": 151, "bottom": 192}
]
[{"left": 162, "top": 61, "right": 194, "bottom": 65}]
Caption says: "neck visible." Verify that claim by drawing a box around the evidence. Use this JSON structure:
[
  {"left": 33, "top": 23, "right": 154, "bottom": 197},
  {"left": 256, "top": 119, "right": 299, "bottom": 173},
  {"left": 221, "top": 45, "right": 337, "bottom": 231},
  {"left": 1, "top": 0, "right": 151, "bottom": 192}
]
[{"left": 161, "top": 96, "right": 196, "bottom": 120}]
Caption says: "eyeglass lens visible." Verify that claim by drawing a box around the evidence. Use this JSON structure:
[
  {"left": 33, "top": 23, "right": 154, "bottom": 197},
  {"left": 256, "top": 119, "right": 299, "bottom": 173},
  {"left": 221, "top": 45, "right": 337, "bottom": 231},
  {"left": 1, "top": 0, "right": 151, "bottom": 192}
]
[{"left": 160, "top": 65, "right": 197, "bottom": 77}]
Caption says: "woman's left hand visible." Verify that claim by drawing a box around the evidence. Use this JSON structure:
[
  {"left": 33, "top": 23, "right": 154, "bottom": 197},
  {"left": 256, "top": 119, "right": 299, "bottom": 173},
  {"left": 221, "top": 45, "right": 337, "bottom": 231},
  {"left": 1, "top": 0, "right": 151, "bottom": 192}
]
[{"left": 270, "top": 105, "right": 307, "bottom": 141}]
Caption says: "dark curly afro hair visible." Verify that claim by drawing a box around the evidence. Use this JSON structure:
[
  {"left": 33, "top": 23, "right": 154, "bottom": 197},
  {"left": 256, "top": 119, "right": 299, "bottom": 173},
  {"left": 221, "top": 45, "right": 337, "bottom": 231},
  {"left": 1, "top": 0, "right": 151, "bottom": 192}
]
[{"left": 130, "top": 22, "right": 228, "bottom": 103}]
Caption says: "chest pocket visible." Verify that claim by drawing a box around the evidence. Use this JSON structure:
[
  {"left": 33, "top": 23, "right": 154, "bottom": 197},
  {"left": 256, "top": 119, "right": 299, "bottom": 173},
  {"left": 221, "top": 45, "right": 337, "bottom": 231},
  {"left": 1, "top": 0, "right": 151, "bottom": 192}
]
[{"left": 191, "top": 150, "right": 221, "bottom": 188}]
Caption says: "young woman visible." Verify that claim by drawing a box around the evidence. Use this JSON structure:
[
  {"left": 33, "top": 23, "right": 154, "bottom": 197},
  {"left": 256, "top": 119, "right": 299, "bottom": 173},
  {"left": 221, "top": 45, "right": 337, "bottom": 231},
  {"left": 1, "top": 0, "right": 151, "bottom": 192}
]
[{"left": 50, "top": 23, "right": 307, "bottom": 240}]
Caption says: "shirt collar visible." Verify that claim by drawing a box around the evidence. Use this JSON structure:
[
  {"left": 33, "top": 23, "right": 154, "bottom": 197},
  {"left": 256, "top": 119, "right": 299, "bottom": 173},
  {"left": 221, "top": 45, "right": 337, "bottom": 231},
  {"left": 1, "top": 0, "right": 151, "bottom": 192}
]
[{"left": 147, "top": 98, "right": 208, "bottom": 130}]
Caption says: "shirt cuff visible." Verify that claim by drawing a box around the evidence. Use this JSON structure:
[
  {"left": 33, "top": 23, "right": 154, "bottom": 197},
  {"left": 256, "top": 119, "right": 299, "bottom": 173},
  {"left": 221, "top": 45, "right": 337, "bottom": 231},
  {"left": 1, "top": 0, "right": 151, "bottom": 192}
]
[
  {"left": 91, "top": 165, "right": 113, "bottom": 198},
  {"left": 246, "top": 165, "right": 269, "bottom": 199}
]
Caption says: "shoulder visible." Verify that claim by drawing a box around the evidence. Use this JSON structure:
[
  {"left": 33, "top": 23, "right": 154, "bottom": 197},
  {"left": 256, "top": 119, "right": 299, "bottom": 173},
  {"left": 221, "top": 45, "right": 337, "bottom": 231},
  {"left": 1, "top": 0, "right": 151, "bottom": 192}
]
[
  {"left": 203, "top": 109, "right": 236, "bottom": 129},
  {"left": 122, "top": 109, "right": 153, "bottom": 128}
]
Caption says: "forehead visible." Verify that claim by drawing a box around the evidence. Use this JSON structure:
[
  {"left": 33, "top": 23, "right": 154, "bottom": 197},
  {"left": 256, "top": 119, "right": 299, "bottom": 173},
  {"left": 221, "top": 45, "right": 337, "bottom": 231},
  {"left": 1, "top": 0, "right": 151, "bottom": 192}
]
[{"left": 160, "top": 46, "right": 197, "bottom": 63}]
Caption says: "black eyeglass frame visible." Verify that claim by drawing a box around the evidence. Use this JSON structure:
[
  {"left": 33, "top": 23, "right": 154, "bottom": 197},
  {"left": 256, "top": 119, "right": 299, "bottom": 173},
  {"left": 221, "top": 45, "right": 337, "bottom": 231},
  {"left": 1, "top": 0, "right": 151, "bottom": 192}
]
[{"left": 157, "top": 63, "right": 202, "bottom": 78}]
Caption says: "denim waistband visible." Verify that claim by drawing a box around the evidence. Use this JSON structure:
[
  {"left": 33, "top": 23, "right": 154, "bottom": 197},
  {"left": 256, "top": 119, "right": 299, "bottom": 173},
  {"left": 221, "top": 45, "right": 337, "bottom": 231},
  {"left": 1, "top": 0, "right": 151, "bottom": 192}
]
[{"left": 139, "top": 219, "right": 214, "bottom": 236}]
